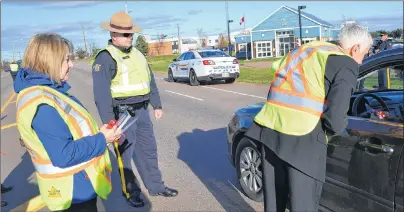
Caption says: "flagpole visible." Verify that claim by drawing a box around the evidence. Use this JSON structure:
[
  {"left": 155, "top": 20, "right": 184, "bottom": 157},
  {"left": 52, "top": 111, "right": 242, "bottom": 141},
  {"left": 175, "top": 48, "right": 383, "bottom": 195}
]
[{"left": 244, "top": 13, "right": 248, "bottom": 61}]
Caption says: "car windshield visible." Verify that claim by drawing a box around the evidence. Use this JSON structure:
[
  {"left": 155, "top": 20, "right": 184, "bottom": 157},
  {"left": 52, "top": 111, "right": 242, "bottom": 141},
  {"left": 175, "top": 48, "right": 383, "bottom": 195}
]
[{"left": 198, "top": 51, "right": 230, "bottom": 58}]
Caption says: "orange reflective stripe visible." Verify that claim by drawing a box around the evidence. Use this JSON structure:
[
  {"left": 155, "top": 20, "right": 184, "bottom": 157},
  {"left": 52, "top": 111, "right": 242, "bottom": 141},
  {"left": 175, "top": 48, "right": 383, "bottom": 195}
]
[
  {"left": 22, "top": 139, "right": 52, "bottom": 164},
  {"left": 36, "top": 156, "right": 102, "bottom": 179},
  {"left": 17, "top": 93, "right": 85, "bottom": 139},
  {"left": 270, "top": 87, "right": 324, "bottom": 103},
  {"left": 268, "top": 99, "right": 322, "bottom": 117},
  {"left": 297, "top": 64, "right": 311, "bottom": 95},
  {"left": 273, "top": 47, "right": 304, "bottom": 80},
  {"left": 41, "top": 95, "right": 83, "bottom": 138},
  {"left": 275, "top": 48, "right": 317, "bottom": 90},
  {"left": 16, "top": 95, "right": 43, "bottom": 118}
]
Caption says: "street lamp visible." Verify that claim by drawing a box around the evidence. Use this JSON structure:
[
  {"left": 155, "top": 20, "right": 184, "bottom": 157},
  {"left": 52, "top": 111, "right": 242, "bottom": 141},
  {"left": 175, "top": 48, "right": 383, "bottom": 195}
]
[
  {"left": 298, "top": 5, "right": 306, "bottom": 46},
  {"left": 227, "top": 19, "right": 233, "bottom": 55}
]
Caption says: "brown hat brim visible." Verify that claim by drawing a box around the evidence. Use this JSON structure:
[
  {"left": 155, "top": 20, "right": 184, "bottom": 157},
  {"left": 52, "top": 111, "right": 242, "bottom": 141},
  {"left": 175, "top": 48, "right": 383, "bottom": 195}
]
[{"left": 100, "top": 21, "right": 142, "bottom": 33}]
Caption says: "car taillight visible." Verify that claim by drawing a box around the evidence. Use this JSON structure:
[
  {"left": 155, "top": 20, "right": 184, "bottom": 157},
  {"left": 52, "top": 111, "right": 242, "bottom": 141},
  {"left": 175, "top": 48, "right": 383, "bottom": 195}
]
[
  {"left": 203, "top": 60, "right": 215, "bottom": 65},
  {"left": 233, "top": 59, "right": 239, "bottom": 64}
]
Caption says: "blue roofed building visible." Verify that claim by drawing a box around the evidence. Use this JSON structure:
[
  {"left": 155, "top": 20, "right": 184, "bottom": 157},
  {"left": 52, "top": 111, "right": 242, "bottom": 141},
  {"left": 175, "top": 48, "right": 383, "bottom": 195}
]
[{"left": 234, "top": 5, "right": 337, "bottom": 60}]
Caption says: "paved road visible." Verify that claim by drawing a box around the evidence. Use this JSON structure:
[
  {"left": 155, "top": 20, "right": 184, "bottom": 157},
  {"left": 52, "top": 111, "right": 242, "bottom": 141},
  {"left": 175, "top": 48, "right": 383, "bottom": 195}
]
[{"left": 1, "top": 62, "right": 269, "bottom": 212}]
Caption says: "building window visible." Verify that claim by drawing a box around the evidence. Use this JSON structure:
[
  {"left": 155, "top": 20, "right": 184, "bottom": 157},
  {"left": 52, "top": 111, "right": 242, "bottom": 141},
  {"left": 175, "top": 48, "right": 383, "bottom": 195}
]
[
  {"left": 255, "top": 41, "right": 272, "bottom": 58},
  {"left": 238, "top": 43, "right": 247, "bottom": 52}
]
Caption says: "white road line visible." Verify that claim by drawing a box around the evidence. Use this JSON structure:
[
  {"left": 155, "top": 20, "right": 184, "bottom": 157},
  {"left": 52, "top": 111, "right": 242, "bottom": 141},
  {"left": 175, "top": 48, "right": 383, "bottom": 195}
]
[
  {"left": 165, "top": 90, "right": 204, "bottom": 101},
  {"left": 200, "top": 86, "right": 266, "bottom": 99}
]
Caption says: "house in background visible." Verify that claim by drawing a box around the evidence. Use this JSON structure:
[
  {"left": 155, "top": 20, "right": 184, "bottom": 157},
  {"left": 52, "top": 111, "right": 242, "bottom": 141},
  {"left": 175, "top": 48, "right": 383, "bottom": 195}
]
[{"left": 234, "top": 5, "right": 335, "bottom": 59}]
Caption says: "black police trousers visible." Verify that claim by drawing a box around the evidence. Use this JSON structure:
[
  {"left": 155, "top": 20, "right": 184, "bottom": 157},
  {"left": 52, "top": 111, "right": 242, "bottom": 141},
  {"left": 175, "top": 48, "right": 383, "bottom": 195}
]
[{"left": 113, "top": 106, "right": 165, "bottom": 198}]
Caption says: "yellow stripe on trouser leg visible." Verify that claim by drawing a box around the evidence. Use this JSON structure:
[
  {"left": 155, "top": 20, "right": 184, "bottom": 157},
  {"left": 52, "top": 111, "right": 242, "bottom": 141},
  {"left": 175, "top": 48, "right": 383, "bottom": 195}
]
[
  {"left": 114, "top": 142, "right": 130, "bottom": 199},
  {"left": 10, "top": 195, "right": 46, "bottom": 212}
]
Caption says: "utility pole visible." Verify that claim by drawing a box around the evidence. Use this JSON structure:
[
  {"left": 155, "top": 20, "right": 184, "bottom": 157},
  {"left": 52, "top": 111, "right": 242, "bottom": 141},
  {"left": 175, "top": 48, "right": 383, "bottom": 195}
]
[
  {"left": 82, "top": 24, "right": 88, "bottom": 57},
  {"left": 177, "top": 23, "right": 181, "bottom": 54},
  {"left": 298, "top": 5, "right": 306, "bottom": 46},
  {"left": 225, "top": 1, "right": 233, "bottom": 55},
  {"left": 12, "top": 41, "right": 15, "bottom": 62},
  {"left": 125, "top": 1, "right": 128, "bottom": 13}
]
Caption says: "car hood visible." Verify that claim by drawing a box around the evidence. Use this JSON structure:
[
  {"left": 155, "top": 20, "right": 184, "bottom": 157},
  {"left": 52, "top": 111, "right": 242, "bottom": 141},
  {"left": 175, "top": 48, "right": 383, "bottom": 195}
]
[{"left": 233, "top": 102, "right": 265, "bottom": 129}]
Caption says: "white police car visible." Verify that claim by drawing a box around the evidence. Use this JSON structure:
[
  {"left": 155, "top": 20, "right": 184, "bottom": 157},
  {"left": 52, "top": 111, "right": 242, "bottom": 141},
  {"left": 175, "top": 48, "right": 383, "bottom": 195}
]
[{"left": 167, "top": 49, "right": 240, "bottom": 86}]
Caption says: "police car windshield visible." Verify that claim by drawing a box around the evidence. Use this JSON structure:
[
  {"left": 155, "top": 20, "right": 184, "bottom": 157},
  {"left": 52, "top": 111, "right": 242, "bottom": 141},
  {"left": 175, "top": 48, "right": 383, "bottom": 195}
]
[{"left": 198, "top": 51, "right": 230, "bottom": 58}]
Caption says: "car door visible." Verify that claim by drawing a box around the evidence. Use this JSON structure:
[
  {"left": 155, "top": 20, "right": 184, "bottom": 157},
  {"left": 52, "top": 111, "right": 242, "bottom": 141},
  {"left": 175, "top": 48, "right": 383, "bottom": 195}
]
[
  {"left": 320, "top": 63, "right": 404, "bottom": 212},
  {"left": 173, "top": 53, "right": 187, "bottom": 77},
  {"left": 178, "top": 52, "right": 192, "bottom": 77},
  {"left": 395, "top": 148, "right": 404, "bottom": 212}
]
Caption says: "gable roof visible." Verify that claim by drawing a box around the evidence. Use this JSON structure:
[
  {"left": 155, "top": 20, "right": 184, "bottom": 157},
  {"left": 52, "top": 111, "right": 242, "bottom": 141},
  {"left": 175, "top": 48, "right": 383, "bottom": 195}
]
[
  {"left": 252, "top": 5, "right": 335, "bottom": 30},
  {"left": 283, "top": 6, "right": 334, "bottom": 27}
]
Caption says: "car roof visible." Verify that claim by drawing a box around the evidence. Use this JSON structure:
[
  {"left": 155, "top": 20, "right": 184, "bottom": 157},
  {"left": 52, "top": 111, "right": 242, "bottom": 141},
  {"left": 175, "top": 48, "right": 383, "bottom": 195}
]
[
  {"left": 359, "top": 47, "right": 403, "bottom": 77},
  {"left": 362, "top": 47, "right": 403, "bottom": 64}
]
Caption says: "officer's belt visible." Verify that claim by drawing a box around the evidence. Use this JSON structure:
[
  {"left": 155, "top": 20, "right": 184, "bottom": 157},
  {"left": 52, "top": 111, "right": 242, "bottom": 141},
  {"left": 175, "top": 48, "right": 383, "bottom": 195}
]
[{"left": 114, "top": 100, "right": 149, "bottom": 117}]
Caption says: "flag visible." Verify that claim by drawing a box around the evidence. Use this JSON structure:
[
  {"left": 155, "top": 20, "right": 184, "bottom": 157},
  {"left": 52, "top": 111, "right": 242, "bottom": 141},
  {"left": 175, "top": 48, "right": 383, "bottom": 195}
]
[{"left": 240, "top": 16, "right": 244, "bottom": 25}]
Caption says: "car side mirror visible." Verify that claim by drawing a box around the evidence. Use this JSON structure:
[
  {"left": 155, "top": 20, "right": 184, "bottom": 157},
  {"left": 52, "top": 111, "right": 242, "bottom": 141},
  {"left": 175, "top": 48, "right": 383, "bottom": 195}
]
[{"left": 173, "top": 58, "right": 177, "bottom": 62}]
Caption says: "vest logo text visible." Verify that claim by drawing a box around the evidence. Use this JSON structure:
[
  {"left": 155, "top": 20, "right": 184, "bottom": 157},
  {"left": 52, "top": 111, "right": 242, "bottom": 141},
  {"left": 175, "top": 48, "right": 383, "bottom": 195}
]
[{"left": 48, "top": 186, "right": 61, "bottom": 198}]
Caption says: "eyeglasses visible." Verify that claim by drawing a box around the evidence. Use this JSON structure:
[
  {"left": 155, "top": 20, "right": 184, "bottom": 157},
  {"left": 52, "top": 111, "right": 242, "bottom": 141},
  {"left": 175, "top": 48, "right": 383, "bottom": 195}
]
[{"left": 123, "top": 33, "right": 134, "bottom": 37}]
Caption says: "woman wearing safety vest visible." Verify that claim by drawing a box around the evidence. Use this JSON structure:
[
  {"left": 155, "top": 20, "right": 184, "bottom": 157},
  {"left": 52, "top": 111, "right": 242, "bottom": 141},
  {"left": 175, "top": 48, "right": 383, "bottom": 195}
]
[{"left": 14, "top": 33, "right": 122, "bottom": 212}]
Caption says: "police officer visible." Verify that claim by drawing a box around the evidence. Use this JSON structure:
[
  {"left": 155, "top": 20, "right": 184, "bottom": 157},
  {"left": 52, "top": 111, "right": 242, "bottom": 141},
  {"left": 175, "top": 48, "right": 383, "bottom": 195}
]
[
  {"left": 374, "top": 33, "right": 392, "bottom": 89},
  {"left": 9, "top": 61, "right": 19, "bottom": 81},
  {"left": 245, "top": 23, "right": 373, "bottom": 212},
  {"left": 92, "top": 11, "right": 178, "bottom": 208}
]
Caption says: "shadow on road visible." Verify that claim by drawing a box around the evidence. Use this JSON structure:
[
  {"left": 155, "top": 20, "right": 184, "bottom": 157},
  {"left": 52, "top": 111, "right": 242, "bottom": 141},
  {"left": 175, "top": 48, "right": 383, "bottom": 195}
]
[
  {"left": 177, "top": 128, "right": 255, "bottom": 211},
  {"left": 1, "top": 152, "right": 39, "bottom": 212},
  {"left": 102, "top": 149, "right": 152, "bottom": 212}
]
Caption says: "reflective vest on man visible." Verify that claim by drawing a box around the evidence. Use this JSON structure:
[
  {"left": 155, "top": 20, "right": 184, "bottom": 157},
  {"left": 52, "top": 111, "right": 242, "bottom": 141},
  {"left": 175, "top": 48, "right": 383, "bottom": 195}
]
[
  {"left": 92, "top": 45, "right": 151, "bottom": 98},
  {"left": 254, "top": 41, "right": 350, "bottom": 136},
  {"left": 16, "top": 86, "right": 112, "bottom": 211}
]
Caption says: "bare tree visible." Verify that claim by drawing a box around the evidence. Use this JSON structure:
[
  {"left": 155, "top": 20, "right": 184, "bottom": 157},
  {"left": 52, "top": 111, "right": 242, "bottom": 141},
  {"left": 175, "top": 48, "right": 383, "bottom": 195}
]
[
  {"left": 197, "top": 28, "right": 207, "bottom": 48},
  {"left": 216, "top": 33, "right": 228, "bottom": 49},
  {"left": 155, "top": 34, "right": 167, "bottom": 56}
]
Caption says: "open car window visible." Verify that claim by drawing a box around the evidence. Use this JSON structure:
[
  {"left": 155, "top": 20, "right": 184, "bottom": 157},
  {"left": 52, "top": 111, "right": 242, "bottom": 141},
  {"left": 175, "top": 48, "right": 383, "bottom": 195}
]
[{"left": 356, "top": 64, "right": 403, "bottom": 92}]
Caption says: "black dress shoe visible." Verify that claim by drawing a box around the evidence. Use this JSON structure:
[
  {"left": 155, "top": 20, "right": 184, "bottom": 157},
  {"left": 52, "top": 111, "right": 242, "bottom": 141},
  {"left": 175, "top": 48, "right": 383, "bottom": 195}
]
[
  {"left": 1, "top": 200, "right": 7, "bottom": 207},
  {"left": 156, "top": 187, "right": 178, "bottom": 197},
  {"left": 126, "top": 195, "right": 145, "bottom": 208},
  {"left": 1, "top": 184, "right": 12, "bottom": 194}
]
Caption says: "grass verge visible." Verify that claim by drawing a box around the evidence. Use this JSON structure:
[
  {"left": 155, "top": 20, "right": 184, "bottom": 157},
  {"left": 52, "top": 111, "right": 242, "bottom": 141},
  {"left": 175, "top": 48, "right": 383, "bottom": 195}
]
[{"left": 147, "top": 54, "right": 275, "bottom": 84}]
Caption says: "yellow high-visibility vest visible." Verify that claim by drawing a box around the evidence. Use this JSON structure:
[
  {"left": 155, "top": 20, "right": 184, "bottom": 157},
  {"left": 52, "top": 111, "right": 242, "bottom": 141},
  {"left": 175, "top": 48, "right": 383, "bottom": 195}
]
[
  {"left": 92, "top": 45, "right": 151, "bottom": 98},
  {"left": 254, "top": 41, "right": 350, "bottom": 136},
  {"left": 10, "top": 63, "right": 19, "bottom": 72},
  {"left": 16, "top": 86, "right": 112, "bottom": 211}
]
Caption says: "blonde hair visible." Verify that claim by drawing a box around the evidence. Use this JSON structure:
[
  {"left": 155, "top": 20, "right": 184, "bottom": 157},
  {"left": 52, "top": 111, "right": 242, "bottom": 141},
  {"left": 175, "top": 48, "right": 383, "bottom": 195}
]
[{"left": 22, "top": 33, "right": 73, "bottom": 84}]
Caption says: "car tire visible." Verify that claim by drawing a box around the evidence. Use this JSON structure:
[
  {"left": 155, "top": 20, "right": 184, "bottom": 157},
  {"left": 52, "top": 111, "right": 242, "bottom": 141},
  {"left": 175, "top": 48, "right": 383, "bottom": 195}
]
[
  {"left": 189, "top": 69, "right": 200, "bottom": 86},
  {"left": 168, "top": 69, "right": 176, "bottom": 82},
  {"left": 235, "top": 137, "right": 264, "bottom": 202},
  {"left": 225, "top": 78, "right": 236, "bottom": 84}
]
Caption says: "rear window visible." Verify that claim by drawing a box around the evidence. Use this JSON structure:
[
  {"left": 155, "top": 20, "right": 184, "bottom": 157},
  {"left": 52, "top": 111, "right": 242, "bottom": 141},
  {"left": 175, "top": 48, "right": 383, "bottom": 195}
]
[{"left": 198, "top": 51, "right": 230, "bottom": 58}]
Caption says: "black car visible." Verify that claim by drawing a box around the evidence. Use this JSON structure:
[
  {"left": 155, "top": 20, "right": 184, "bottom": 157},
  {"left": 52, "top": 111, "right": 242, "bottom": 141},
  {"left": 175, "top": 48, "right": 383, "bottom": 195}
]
[{"left": 227, "top": 47, "right": 404, "bottom": 212}]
